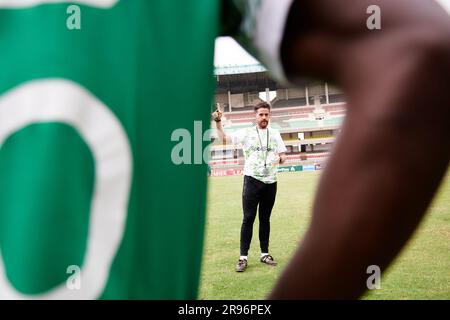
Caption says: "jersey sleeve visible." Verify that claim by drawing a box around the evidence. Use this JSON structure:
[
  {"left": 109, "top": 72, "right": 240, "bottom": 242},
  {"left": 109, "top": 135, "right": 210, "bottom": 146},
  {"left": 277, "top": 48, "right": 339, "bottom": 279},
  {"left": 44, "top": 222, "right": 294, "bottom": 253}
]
[
  {"left": 220, "top": 0, "right": 294, "bottom": 84},
  {"left": 229, "top": 128, "right": 247, "bottom": 146},
  {"left": 275, "top": 130, "right": 288, "bottom": 153}
]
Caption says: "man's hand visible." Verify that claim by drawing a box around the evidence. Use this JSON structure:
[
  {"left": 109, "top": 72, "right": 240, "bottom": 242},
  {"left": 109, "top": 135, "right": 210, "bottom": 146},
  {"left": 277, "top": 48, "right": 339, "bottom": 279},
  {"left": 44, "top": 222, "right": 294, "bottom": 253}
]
[
  {"left": 213, "top": 105, "right": 230, "bottom": 144},
  {"left": 212, "top": 103, "right": 223, "bottom": 122},
  {"left": 272, "top": 153, "right": 287, "bottom": 166},
  {"left": 212, "top": 109, "right": 222, "bottom": 122}
]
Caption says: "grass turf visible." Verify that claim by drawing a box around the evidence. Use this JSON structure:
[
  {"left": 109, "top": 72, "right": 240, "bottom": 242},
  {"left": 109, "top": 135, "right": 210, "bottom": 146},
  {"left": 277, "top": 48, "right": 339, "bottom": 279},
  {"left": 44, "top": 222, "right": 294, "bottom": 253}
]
[{"left": 199, "top": 170, "right": 450, "bottom": 300}]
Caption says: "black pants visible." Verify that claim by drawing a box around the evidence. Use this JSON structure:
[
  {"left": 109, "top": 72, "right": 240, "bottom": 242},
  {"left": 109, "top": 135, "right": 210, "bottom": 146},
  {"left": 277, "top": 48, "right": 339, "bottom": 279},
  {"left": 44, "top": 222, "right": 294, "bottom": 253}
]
[{"left": 240, "top": 175, "right": 277, "bottom": 256}]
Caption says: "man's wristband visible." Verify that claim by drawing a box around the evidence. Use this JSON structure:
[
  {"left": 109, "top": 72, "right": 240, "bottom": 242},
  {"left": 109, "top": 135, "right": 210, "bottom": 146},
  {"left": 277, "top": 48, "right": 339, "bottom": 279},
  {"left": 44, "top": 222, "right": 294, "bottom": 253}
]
[{"left": 214, "top": 119, "right": 221, "bottom": 123}]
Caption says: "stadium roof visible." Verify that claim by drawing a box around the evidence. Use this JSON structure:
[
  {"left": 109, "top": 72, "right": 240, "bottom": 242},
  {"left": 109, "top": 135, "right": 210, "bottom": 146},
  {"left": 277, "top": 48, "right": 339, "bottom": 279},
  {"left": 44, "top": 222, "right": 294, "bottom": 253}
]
[{"left": 214, "top": 63, "right": 267, "bottom": 75}]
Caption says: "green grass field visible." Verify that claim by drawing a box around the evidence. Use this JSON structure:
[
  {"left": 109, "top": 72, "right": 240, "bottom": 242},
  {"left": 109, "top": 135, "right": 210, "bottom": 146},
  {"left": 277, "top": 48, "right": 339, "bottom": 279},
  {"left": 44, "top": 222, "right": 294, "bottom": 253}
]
[{"left": 199, "top": 170, "right": 450, "bottom": 300}]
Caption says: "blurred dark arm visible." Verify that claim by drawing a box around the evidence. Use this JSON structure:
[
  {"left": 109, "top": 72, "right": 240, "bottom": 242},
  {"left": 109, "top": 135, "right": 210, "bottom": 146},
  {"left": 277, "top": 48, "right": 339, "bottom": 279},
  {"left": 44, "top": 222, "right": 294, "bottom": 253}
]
[{"left": 270, "top": 0, "right": 450, "bottom": 299}]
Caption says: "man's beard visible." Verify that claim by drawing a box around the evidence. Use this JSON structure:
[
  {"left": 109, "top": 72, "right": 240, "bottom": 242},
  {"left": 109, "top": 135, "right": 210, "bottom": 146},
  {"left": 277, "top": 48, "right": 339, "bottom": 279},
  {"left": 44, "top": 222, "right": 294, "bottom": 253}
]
[{"left": 258, "top": 120, "right": 268, "bottom": 128}]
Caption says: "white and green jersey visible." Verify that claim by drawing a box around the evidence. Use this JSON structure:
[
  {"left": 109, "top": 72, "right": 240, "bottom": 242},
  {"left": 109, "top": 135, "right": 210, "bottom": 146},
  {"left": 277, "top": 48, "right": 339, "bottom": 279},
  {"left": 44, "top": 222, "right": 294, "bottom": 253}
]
[
  {"left": 0, "top": 0, "right": 293, "bottom": 299},
  {"left": 231, "top": 126, "right": 287, "bottom": 184}
]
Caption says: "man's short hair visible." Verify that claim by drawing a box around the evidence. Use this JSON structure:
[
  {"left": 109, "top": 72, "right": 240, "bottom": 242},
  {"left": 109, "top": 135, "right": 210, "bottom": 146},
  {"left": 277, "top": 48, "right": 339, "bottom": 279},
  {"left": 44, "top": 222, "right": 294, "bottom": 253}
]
[{"left": 254, "top": 101, "right": 271, "bottom": 112}]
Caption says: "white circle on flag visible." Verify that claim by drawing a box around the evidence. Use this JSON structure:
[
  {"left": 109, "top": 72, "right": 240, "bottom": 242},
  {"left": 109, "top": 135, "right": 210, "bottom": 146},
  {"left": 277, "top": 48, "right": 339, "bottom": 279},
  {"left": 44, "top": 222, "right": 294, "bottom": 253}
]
[{"left": 0, "top": 79, "right": 132, "bottom": 299}]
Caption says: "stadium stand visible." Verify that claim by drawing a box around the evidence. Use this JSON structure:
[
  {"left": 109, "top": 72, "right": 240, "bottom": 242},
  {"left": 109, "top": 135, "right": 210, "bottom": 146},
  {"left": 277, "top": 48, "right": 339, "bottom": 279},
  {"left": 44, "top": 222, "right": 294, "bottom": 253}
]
[{"left": 211, "top": 65, "right": 347, "bottom": 174}]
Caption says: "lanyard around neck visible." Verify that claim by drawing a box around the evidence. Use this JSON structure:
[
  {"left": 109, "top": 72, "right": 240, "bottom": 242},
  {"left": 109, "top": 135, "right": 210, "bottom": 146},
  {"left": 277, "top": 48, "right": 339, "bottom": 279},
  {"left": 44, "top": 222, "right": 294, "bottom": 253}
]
[{"left": 256, "top": 127, "right": 269, "bottom": 168}]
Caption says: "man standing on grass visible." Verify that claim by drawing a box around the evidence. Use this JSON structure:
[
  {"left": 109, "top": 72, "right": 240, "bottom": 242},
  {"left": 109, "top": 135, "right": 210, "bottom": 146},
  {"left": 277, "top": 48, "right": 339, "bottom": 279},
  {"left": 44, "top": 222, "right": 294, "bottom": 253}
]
[{"left": 213, "top": 102, "right": 287, "bottom": 272}]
